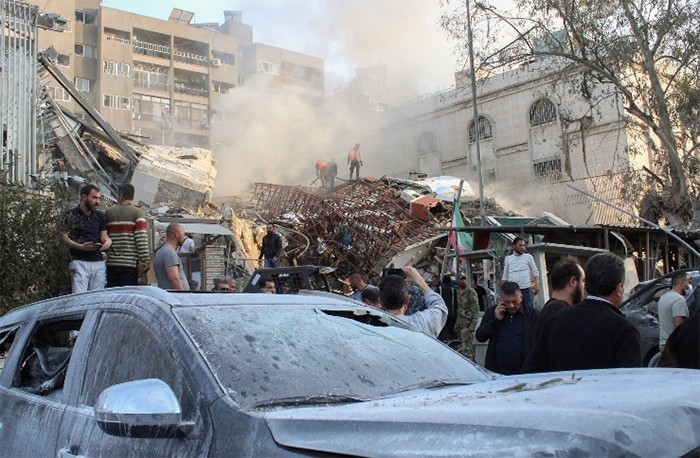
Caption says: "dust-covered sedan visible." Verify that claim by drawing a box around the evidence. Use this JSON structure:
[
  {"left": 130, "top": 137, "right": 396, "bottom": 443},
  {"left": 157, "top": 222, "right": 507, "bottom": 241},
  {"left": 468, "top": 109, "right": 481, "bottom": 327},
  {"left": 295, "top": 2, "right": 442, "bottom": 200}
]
[{"left": 0, "top": 287, "right": 698, "bottom": 456}]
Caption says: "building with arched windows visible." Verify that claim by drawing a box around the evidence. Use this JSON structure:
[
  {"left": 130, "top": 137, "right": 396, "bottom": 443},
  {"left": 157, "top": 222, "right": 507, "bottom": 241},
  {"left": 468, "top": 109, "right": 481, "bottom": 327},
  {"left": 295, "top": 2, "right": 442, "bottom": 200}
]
[{"left": 364, "top": 58, "right": 651, "bottom": 224}]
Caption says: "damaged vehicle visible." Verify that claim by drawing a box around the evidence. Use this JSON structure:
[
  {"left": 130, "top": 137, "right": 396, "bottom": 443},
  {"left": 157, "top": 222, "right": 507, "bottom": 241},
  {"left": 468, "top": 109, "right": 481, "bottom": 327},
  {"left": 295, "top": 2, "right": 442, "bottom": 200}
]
[
  {"left": 621, "top": 268, "right": 700, "bottom": 366},
  {"left": 0, "top": 288, "right": 698, "bottom": 456}
]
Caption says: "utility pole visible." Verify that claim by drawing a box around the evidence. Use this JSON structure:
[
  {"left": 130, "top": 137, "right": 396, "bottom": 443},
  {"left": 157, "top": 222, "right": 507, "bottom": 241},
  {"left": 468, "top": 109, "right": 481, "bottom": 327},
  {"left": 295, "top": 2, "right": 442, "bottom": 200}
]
[{"left": 466, "top": 0, "right": 485, "bottom": 225}]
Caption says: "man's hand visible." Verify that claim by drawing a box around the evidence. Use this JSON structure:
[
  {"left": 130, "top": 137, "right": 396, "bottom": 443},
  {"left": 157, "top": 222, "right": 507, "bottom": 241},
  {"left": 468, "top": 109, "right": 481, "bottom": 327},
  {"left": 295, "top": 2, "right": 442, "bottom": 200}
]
[
  {"left": 494, "top": 302, "right": 507, "bottom": 320},
  {"left": 402, "top": 266, "right": 430, "bottom": 293},
  {"left": 137, "top": 263, "right": 150, "bottom": 274},
  {"left": 531, "top": 283, "right": 540, "bottom": 295},
  {"left": 81, "top": 241, "right": 102, "bottom": 251},
  {"left": 99, "top": 237, "right": 112, "bottom": 251}
]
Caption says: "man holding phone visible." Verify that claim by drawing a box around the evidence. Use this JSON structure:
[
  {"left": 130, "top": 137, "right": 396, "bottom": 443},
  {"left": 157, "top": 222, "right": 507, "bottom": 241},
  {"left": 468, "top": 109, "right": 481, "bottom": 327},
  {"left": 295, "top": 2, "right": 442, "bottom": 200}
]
[
  {"left": 476, "top": 281, "right": 539, "bottom": 374},
  {"left": 378, "top": 266, "right": 448, "bottom": 338},
  {"left": 61, "top": 184, "right": 112, "bottom": 293}
]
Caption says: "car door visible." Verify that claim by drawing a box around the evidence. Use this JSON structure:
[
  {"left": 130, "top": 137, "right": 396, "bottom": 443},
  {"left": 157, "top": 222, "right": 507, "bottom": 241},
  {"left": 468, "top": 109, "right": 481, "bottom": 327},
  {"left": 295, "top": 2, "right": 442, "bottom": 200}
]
[
  {"left": 56, "top": 307, "right": 212, "bottom": 457},
  {"left": 0, "top": 315, "right": 87, "bottom": 457}
]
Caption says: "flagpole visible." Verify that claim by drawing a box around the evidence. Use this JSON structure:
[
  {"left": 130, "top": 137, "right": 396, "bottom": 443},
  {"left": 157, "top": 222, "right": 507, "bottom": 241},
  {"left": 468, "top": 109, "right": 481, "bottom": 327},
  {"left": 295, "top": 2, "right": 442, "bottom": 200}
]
[
  {"left": 452, "top": 179, "right": 465, "bottom": 273},
  {"left": 466, "top": 0, "right": 485, "bottom": 225}
]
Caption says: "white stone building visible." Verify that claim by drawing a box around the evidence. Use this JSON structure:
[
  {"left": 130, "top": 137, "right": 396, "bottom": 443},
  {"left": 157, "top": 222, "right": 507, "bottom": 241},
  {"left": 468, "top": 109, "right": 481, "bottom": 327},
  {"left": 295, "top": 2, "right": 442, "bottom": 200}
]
[{"left": 364, "top": 58, "right": 653, "bottom": 224}]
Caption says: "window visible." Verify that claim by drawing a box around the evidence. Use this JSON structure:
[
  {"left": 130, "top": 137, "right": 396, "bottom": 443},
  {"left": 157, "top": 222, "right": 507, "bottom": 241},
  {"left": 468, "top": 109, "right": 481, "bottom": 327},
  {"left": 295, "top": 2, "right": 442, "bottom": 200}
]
[
  {"left": 74, "top": 43, "right": 97, "bottom": 58},
  {"left": 47, "top": 86, "right": 71, "bottom": 102},
  {"left": 212, "top": 81, "right": 235, "bottom": 94},
  {"left": 133, "top": 66, "right": 168, "bottom": 90},
  {"left": 0, "top": 327, "right": 18, "bottom": 372},
  {"left": 258, "top": 60, "right": 279, "bottom": 75},
  {"left": 14, "top": 318, "right": 84, "bottom": 399},
  {"left": 75, "top": 10, "right": 96, "bottom": 25},
  {"left": 533, "top": 157, "right": 562, "bottom": 181},
  {"left": 211, "top": 51, "right": 235, "bottom": 65},
  {"left": 74, "top": 77, "right": 93, "bottom": 92},
  {"left": 103, "top": 95, "right": 130, "bottom": 110},
  {"left": 79, "top": 312, "right": 184, "bottom": 408},
  {"left": 468, "top": 116, "right": 493, "bottom": 143},
  {"left": 133, "top": 93, "right": 170, "bottom": 124},
  {"left": 418, "top": 132, "right": 439, "bottom": 156},
  {"left": 103, "top": 60, "right": 131, "bottom": 77},
  {"left": 530, "top": 98, "right": 557, "bottom": 126},
  {"left": 56, "top": 53, "right": 71, "bottom": 67}
]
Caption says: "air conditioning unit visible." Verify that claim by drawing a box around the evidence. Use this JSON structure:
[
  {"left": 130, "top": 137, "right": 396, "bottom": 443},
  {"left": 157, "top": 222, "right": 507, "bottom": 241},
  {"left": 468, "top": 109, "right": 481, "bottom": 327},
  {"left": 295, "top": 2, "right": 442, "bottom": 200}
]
[{"left": 211, "top": 58, "right": 222, "bottom": 67}]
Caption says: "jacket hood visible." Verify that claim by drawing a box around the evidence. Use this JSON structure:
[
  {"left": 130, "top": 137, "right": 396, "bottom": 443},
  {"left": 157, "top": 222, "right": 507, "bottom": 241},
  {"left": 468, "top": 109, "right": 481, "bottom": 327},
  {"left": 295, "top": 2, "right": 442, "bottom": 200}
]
[{"left": 265, "top": 368, "right": 700, "bottom": 457}]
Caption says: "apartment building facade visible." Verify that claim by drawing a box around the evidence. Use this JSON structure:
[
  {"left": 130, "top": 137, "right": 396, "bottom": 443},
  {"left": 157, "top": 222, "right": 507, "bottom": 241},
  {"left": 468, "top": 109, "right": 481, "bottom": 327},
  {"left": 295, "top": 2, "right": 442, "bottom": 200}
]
[{"left": 36, "top": 0, "right": 324, "bottom": 150}]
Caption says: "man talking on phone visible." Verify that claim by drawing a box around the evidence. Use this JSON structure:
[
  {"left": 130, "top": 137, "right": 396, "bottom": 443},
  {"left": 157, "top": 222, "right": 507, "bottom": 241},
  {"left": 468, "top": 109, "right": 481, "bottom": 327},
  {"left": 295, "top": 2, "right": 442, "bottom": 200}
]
[
  {"left": 61, "top": 184, "right": 112, "bottom": 293},
  {"left": 378, "top": 266, "right": 448, "bottom": 338},
  {"left": 476, "top": 281, "right": 539, "bottom": 374}
]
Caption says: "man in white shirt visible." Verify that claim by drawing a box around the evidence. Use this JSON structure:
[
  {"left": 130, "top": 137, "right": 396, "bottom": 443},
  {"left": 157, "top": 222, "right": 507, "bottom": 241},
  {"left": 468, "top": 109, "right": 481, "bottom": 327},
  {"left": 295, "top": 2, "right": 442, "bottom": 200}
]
[
  {"left": 658, "top": 271, "right": 691, "bottom": 351},
  {"left": 501, "top": 237, "right": 540, "bottom": 307}
]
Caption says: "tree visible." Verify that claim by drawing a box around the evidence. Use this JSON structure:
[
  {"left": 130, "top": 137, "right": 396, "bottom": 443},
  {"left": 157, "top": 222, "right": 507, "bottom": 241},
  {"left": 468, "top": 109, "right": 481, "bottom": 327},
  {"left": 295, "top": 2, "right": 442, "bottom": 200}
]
[
  {"left": 0, "top": 178, "right": 71, "bottom": 313},
  {"left": 441, "top": 0, "right": 700, "bottom": 227}
]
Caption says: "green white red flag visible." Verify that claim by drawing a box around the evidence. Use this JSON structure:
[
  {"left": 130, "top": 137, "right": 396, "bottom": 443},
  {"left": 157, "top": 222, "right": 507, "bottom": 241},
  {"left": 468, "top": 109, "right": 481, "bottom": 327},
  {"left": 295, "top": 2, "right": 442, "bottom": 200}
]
[{"left": 449, "top": 199, "right": 473, "bottom": 260}]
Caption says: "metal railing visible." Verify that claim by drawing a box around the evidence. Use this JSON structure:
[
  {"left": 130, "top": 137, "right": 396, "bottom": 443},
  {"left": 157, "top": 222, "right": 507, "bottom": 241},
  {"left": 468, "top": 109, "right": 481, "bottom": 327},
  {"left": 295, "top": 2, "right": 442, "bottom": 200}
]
[
  {"left": 173, "top": 50, "right": 208, "bottom": 67},
  {"left": 1, "top": 0, "right": 39, "bottom": 184},
  {"left": 133, "top": 79, "right": 170, "bottom": 91},
  {"left": 132, "top": 40, "right": 170, "bottom": 59},
  {"left": 174, "top": 83, "right": 208, "bottom": 97},
  {"left": 104, "top": 35, "right": 130, "bottom": 45}
]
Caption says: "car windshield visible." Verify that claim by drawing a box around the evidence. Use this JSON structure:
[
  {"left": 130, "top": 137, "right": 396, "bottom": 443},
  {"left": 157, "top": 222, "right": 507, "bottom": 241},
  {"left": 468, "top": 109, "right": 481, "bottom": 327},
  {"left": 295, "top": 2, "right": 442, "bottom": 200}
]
[{"left": 175, "top": 305, "right": 488, "bottom": 409}]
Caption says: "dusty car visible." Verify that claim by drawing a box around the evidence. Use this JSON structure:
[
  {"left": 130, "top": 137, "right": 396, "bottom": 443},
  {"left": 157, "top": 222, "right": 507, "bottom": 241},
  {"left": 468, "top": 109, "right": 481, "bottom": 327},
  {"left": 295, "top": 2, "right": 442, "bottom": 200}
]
[
  {"left": 621, "top": 268, "right": 700, "bottom": 366},
  {"left": 0, "top": 287, "right": 698, "bottom": 456}
]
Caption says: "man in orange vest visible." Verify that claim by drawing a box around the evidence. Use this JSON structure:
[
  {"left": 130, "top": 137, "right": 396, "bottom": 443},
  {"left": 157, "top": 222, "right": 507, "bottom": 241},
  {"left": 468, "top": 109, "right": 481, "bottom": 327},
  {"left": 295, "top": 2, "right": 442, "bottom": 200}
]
[
  {"left": 347, "top": 143, "right": 363, "bottom": 180},
  {"left": 315, "top": 160, "right": 328, "bottom": 186}
]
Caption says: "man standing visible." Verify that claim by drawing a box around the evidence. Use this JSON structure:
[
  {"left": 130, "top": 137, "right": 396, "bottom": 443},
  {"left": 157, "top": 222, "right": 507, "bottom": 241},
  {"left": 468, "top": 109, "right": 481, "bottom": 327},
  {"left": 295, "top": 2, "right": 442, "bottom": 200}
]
[
  {"left": 522, "top": 252, "right": 641, "bottom": 373},
  {"left": 61, "top": 184, "right": 112, "bottom": 293},
  {"left": 476, "top": 281, "right": 539, "bottom": 375},
  {"left": 258, "top": 223, "right": 282, "bottom": 268},
  {"left": 455, "top": 274, "right": 480, "bottom": 361},
  {"left": 154, "top": 222, "right": 189, "bottom": 290},
  {"left": 533, "top": 258, "right": 585, "bottom": 339},
  {"left": 349, "top": 273, "right": 378, "bottom": 302},
  {"left": 379, "top": 266, "right": 448, "bottom": 338},
  {"left": 347, "top": 143, "right": 363, "bottom": 180},
  {"left": 502, "top": 237, "right": 540, "bottom": 307},
  {"left": 105, "top": 184, "right": 150, "bottom": 287},
  {"left": 658, "top": 271, "right": 690, "bottom": 352}
]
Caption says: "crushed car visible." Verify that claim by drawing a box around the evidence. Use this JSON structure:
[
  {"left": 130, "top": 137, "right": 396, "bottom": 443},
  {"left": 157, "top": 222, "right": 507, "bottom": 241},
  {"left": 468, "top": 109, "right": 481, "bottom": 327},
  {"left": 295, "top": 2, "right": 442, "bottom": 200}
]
[
  {"left": 622, "top": 268, "right": 700, "bottom": 366},
  {"left": 0, "top": 287, "right": 698, "bottom": 456}
]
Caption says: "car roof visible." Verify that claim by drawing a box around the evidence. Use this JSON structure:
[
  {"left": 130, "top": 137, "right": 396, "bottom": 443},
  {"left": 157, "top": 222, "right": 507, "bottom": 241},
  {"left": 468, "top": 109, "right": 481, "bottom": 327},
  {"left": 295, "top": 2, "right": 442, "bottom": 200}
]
[
  {"left": 622, "top": 268, "right": 700, "bottom": 307},
  {"left": 0, "top": 286, "right": 369, "bottom": 326}
]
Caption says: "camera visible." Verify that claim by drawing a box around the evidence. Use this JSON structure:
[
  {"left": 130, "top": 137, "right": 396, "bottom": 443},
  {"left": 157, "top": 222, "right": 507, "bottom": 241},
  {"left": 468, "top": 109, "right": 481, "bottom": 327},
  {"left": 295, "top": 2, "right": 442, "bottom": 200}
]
[{"left": 382, "top": 268, "right": 405, "bottom": 278}]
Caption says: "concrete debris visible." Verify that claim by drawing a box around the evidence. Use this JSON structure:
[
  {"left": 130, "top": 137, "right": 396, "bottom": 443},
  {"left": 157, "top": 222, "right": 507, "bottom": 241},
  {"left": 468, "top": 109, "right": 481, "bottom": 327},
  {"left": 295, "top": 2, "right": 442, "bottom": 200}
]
[{"left": 232, "top": 178, "right": 455, "bottom": 277}]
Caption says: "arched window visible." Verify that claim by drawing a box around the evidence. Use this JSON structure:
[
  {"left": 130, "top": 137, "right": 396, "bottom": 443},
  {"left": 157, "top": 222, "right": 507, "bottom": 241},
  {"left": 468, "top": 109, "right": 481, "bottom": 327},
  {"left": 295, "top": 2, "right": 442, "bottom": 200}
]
[
  {"left": 417, "top": 132, "right": 439, "bottom": 156},
  {"left": 468, "top": 116, "right": 492, "bottom": 143},
  {"left": 529, "top": 98, "right": 557, "bottom": 126}
]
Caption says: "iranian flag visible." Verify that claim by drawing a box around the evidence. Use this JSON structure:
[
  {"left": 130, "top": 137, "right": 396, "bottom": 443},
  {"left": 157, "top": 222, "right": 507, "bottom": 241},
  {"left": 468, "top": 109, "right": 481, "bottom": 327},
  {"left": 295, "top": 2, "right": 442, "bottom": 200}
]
[{"left": 449, "top": 199, "right": 473, "bottom": 260}]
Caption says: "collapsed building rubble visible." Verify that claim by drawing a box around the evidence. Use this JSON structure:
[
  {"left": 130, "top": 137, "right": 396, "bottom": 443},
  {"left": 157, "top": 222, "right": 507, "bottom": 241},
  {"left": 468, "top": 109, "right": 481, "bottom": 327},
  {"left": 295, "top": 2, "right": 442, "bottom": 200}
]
[{"left": 231, "top": 178, "right": 463, "bottom": 277}]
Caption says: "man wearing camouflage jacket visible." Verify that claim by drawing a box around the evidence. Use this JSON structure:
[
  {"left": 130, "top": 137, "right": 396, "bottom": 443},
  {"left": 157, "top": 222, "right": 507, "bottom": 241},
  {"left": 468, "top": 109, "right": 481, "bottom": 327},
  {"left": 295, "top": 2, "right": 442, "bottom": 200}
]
[{"left": 455, "top": 274, "right": 480, "bottom": 361}]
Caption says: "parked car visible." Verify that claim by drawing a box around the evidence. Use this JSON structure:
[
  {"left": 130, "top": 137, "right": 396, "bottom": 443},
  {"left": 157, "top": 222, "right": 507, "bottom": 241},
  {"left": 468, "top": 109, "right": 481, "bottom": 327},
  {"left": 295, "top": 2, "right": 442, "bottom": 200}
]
[
  {"left": 242, "top": 265, "right": 345, "bottom": 294},
  {"left": 0, "top": 287, "right": 698, "bottom": 456},
  {"left": 621, "top": 268, "right": 700, "bottom": 366}
]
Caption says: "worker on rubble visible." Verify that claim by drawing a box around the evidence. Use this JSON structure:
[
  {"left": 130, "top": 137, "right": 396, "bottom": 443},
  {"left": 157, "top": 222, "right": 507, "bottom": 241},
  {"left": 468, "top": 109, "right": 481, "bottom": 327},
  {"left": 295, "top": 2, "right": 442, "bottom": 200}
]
[
  {"left": 347, "top": 143, "right": 363, "bottom": 180},
  {"left": 315, "top": 160, "right": 328, "bottom": 186},
  {"left": 258, "top": 223, "right": 283, "bottom": 268},
  {"left": 315, "top": 159, "right": 338, "bottom": 188}
]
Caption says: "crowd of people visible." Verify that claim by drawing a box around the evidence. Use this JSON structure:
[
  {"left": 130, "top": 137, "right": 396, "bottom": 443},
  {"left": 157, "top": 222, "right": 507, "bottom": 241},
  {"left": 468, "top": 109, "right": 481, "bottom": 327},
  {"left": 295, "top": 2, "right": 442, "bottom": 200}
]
[{"left": 61, "top": 184, "right": 698, "bottom": 370}]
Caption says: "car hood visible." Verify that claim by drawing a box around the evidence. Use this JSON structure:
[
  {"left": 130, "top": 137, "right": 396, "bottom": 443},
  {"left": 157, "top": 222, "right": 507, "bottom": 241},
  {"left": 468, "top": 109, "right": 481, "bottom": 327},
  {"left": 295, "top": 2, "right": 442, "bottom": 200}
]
[{"left": 264, "top": 369, "right": 700, "bottom": 457}]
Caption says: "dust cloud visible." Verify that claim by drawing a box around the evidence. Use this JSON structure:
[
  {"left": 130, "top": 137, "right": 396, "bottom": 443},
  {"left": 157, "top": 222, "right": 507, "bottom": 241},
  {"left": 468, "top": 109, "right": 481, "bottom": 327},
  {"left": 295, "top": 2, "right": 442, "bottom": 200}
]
[{"left": 210, "top": 1, "right": 460, "bottom": 196}]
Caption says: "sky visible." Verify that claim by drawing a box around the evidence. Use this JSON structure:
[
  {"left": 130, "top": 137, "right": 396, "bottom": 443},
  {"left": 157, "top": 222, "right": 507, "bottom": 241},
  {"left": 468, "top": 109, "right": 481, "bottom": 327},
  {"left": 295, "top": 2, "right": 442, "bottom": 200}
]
[{"left": 102, "top": 0, "right": 463, "bottom": 97}]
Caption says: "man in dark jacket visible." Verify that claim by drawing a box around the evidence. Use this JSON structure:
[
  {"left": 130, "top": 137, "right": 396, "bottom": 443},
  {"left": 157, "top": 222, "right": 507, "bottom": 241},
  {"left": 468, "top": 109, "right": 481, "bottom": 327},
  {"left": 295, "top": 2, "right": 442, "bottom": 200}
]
[
  {"left": 522, "top": 252, "right": 641, "bottom": 373},
  {"left": 476, "top": 281, "right": 539, "bottom": 375},
  {"left": 258, "top": 223, "right": 283, "bottom": 268}
]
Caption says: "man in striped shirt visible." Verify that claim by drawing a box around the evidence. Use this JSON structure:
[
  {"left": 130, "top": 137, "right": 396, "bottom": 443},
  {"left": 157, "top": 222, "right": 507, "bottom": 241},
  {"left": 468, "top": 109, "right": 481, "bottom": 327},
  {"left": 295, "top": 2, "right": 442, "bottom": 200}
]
[{"left": 105, "top": 184, "right": 150, "bottom": 287}]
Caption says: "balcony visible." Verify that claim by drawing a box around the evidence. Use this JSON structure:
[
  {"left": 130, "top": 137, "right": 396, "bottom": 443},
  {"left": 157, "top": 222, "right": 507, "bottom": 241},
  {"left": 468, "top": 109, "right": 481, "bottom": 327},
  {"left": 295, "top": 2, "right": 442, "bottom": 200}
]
[
  {"left": 134, "top": 80, "right": 170, "bottom": 92},
  {"left": 133, "top": 40, "right": 171, "bottom": 59},
  {"left": 174, "top": 50, "right": 208, "bottom": 67},
  {"left": 174, "top": 82, "right": 208, "bottom": 97}
]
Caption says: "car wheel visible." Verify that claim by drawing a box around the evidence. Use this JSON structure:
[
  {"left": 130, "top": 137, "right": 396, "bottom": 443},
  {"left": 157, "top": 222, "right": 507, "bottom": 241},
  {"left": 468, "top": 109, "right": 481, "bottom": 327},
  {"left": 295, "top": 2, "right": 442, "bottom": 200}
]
[
  {"left": 646, "top": 351, "right": 661, "bottom": 367},
  {"left": 643, "top": 347, "right": 660, "bottom": 367}
]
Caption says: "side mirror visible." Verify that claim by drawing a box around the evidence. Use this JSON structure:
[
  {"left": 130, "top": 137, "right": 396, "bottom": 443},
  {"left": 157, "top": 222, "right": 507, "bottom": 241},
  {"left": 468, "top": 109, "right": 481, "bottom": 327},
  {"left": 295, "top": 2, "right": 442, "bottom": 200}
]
[{"left": 95, "top": 378, "right": 193, "bottom": 438}]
